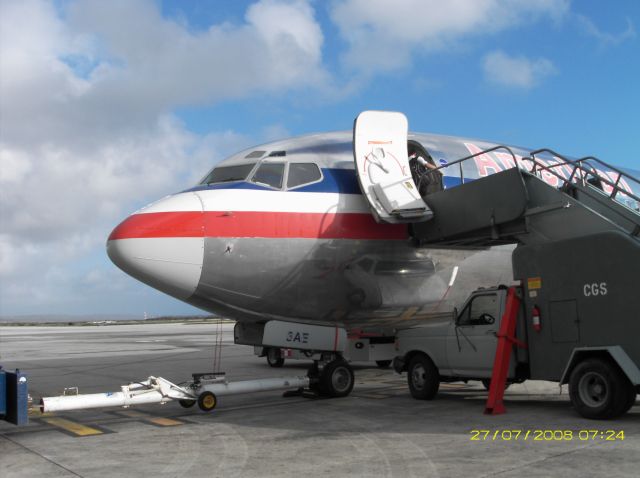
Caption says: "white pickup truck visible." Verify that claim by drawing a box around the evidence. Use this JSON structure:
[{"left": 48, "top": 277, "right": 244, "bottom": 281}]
[
  {"left": 393, "top": 287, "right": 523, "bottom": 398},
  {"left": 393, "top": 285, "right": 639, "bottom": 419}
]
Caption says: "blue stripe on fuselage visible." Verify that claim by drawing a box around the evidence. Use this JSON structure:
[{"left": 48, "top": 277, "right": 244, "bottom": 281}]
[
  {"left": 295, "top": 168, "right": 362, "bottom": 194},
  {"left": 183, "top": 167, "right": 464, "bottom": 195},
  {"left": 180, "top": 165, "right": 640, "bottom": 215},
  {"left": 183, "top": 168, "right": 363, "bottom": 194}
]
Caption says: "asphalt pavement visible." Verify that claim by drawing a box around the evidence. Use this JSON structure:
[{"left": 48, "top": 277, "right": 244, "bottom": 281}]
[{"left": 1, "top": 323, "right": 638, "bottom": 477}]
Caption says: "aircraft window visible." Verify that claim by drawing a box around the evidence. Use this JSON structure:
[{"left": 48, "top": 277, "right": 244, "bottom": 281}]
[
  {"left": 268, "top": 151, "right": 286, "bottom": 157},
  {"left": 202, "top": 163, "right": 256, "bottom": 184},
  {"left": 245, "top": 150, "right": 266, "bottom": 159},
  {"left": 287, "top": 163, "right": 322, "bottom": 189},
  {"left": 251, "top": 163, "right": 285, "bottom": 189},
  {"left": 458, "top": 294, "right": 498, "bottom": 326}
]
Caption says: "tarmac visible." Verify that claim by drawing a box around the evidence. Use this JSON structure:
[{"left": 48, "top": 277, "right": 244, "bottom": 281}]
[{"left": 1, "top": 322, "right": 638, "bottom": 477}]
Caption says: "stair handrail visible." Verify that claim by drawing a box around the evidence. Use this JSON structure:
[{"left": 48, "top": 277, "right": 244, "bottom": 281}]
[
  {"left": 428, "top": 145, "right": 519, "bottom": 185},
  {"left": 528, "top": 148, "right": 640, "bottom": 206},
  {"left": 428, "top": 144, "right": 639, "bottom": 213}
]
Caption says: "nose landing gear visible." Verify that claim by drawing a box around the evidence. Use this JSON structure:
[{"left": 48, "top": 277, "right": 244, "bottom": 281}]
[{"left": 307, "top": 354, "right": 355, "bottom": 398}]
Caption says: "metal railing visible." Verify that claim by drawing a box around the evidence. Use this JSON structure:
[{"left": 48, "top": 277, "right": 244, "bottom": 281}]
[
  {"left": 427, "top": 144, "right": 639, "bottom": 214},
  {"left": 527, "top": 148, "right": 640, "bottom": 208},
  {"left": 429, "top": 145, "right": 519, "bottom": 185}
]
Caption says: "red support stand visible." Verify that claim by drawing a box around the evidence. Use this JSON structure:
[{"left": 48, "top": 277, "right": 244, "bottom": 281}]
[{"left": 484, "top": 287, "right": 525, "bottom": 415}]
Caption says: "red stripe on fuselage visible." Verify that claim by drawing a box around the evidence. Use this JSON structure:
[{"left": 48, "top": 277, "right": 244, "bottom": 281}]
[{"left": 108, "top": 211, "right": 407, "bottom": 240}]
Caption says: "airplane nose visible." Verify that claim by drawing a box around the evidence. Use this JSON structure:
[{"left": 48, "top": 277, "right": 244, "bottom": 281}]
[{"left": 107, "top": 192, "right": 204, "bottom": 300}]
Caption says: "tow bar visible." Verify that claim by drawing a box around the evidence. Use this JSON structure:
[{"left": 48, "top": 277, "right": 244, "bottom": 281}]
[{"left": 40, "top": 373, "right": 310, "bottom": 413}]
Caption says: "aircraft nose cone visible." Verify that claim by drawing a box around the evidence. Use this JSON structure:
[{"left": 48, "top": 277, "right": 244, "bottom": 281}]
[{"left": 107, "top": 192, "right": 204, "bottom": 300}]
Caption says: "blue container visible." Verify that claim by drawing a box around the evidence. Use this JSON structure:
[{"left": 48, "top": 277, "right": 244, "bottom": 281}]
[
  {"left": 2, "top": 369, "right": 28, "bottom": 426},
  {"left": 0, "top": 370, "right": 6, "bottom": 416}
]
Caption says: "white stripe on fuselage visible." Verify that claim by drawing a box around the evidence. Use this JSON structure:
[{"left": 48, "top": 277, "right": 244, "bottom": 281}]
[{"left": 137, "top": 189, "right": 371, "bottom": 215}]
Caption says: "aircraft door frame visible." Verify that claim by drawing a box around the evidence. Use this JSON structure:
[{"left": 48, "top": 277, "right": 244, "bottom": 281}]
[{"left": 353, "top": 111, "right": 433, "bottom": 224}]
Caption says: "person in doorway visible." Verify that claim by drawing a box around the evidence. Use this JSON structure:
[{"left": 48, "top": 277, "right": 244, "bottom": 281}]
[{"left": 408, "top": 148, "right": 442, "bottom": 196}]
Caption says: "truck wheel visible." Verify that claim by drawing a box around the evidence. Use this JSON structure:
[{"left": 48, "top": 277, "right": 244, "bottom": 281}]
[
  {"left": 408, "top": 354, "right": 439, "bottom": 400},
  {"left": 266, "top": 347, "right": 285, "bottom": 368},
  {"left": 318, "top": 360, "right": 354, "bottom": 398},
  {"left": 376, "top": 360, "right": 392, "bottom": 369},
  {"left": 569, "top": 358, "right": 630, "bottom": 419}
]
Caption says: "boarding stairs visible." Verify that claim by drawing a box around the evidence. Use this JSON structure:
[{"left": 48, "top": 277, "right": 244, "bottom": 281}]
[
  {"left": 409, "top": 148, "right": 640, "bottom": 416},
  {"left": 411, "top": 146, "right": 640, "bottom": 247}
]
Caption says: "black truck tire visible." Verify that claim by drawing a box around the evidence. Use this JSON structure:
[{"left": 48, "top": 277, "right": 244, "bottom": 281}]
[
  {"left": 569, "top": 358, "right": 632, "bottom": 419},
  {"left": 407, "top": 354, "right": 439, "bottom": 400}
]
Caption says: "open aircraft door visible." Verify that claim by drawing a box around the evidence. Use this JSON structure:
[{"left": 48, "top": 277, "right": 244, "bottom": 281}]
[{"left": 353, "top": 111, "right": 433, "bottom": 224}]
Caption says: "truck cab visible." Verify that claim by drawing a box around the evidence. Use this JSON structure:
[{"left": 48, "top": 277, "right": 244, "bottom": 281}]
[{"left": 394, "top": 287, "right": 528, "bottom": 398}]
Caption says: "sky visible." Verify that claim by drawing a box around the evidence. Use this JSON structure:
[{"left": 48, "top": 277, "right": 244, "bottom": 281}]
[{"left": 0, "top": 0, "right": 638, "bottom": 317}]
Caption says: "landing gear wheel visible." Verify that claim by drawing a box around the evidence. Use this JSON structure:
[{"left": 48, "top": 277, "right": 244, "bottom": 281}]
[
  {"left": 408, "top": 354, "right": 439, "bottom": 400},
  {"left": 376, "top": 360, "right": 392, "bottom": 369},
  {"left": 318, "top": 360, "right": 355, "bottom": 398},
  {"left": 481, "top": 379, "right": 510, "bottom": 391},
  {"left": 266, "top": 347, "right": 285, "bottom": 368},
  {"left": 197, "top": 391, "right": 218, "bottom": 412},
  {"left": 569, "top": 358, "right": 631, "bottom": 419},
  {"left": 178, "top": 399, "right": 196, "bottom": 408}
]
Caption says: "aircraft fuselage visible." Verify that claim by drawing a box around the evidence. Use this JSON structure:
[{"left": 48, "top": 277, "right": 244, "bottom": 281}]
[{"left": 107, "top": 130, "right": 640, "bottom": 331}]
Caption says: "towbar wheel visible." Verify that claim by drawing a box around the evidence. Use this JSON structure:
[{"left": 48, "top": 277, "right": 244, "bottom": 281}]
[
  {"left": 178, "top": 399, "right": 196, "bottom": 408},
  {"left": 197, "top": 391, "right": 218, "bottom": 412}
]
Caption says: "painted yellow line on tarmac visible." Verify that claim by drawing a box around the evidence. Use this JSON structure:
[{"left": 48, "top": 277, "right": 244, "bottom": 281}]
[
  {"left": 117, "top": 409, "right": 184, "bottom": 426},
  {"left": 42, "top": 417, "right": 103, "bottom": 436},
  {"left": 148, "top": 417, "right": 184, "bottom": 427}
]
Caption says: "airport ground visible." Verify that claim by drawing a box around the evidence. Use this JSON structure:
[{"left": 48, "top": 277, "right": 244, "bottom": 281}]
[{"left": 1, "top": 322, "right": 638, "bottom": 477}]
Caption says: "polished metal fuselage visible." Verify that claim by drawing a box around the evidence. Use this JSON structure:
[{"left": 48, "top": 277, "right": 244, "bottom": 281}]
[
  {"left": 186, "top": 237, "right": 514, "bottom": 329},
  {"left": 108, "top": 130, "right": 639, "bottom": 332}
]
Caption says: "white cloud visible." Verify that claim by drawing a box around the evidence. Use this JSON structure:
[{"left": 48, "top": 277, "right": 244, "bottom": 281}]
[
  {"left": 0, "top": 0, "right": 325, "bottom": 315},
  {"left": 329, "top": 0, "right": 569, "bottom": 73},
  {"left": 65, "top": 0, "right": 327, "bottom": 110},
  {"left": 482, "top": 50, "right": 556, "bottom": 89},
  {"left": 576, "top": 15, "right": 636, "bottom": 48}
]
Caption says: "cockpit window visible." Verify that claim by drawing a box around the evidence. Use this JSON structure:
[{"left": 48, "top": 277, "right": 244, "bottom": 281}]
[
  {"left": 245, "top": 151, "right": 266, "bottom": 159},
  {"left": 287, "top": 163, "right": 322, "bottom": 189},
  {"left": 201, "top": 163, "right": 256, "bottom": 184},
  {"left": 251, "top": 163, "right": 285, "bottom": 189}
]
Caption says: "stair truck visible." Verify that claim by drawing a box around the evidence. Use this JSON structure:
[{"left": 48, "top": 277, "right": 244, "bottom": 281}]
[{"left": 394, "top": 147, "right": 640, "bottom": 419}]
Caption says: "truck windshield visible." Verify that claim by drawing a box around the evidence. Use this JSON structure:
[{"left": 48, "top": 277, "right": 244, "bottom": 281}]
[{"left": 201, "top": 163, "right": 256, "bottom": 184}]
